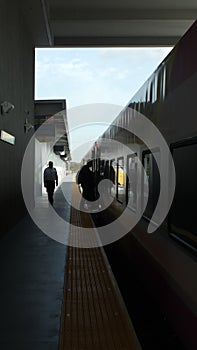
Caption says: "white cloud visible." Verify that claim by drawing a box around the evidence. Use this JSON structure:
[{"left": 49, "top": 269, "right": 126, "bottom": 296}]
[
  {"left": 36, "top": 56, "right": 93, "bottom": 81},
  {"left": 35, "top": 47, "right": 173, "bottom": 160}
]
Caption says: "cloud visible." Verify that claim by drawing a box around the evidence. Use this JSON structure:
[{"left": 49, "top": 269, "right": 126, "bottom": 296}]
[
  {"left": 35, "top": 49, "right": 134, "bottom": 88},
  {"left": 36, "top": 55, "right": 93, "bottom": 82},
  {"left": 35, "top": 51, "right": 172, "bottom": 110},
  {"left": 35, "top": 47, "right": 173, "bottom": 160}
]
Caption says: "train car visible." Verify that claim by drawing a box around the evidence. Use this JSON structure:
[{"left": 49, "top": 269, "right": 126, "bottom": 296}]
[{"left": 82, "top": 21, "right": 197, "bottom": 349}]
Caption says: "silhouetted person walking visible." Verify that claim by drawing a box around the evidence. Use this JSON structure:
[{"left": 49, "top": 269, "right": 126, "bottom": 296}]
[
  {"left": 44, "top": 161, "right": 58, "bottom": 206},
  {"left": 77, "top": 160, "right": 103, "bottom": 211}
]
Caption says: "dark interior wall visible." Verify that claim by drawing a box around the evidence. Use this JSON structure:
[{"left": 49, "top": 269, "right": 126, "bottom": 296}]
[{"left": 0, "top": 0, "right": 35, "bottom": 234}]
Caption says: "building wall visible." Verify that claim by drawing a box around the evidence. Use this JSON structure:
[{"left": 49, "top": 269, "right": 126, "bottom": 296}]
[
  {"left": 0, "top": 0, "right": 35, "bottom": 234},
  {"left": 34, "top": 100, "right": 70, "bottom": 199}
]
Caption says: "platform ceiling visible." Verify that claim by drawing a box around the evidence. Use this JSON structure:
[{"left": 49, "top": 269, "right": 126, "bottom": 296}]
[{"left": 22, "top": 0, "right": 197, "bottom": 46}]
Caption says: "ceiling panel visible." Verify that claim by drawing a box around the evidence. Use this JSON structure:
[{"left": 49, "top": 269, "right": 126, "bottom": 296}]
[{"left": 28, "top": 0, "right": 197, "bottom": 46}]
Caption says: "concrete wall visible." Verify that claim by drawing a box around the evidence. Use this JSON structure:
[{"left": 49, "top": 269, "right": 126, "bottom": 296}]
[{"left": 0, "top": 0, "right": 35, "bottom": 234}]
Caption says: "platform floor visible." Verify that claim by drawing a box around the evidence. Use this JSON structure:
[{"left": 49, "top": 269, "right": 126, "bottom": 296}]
[
  {"left": 0, "top": 181, "right": 71, "bottom": 350},
  {"left": 0, "top": 176, "right": 141, "bottom": 350}
]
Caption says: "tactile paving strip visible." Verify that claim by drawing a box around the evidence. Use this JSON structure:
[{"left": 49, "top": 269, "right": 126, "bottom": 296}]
[{"left": 59, "top": 183, "right": 141, "bottom": 350}]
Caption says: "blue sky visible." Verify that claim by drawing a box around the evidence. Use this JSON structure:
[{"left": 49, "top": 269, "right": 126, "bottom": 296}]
[{"left": 35, "top": 47, "right": 172, "bottom": 161}]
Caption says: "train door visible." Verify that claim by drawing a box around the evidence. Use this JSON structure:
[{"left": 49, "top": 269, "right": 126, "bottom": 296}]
[{"left": 169, "top": 138, "right": 197, "bottom": 252}]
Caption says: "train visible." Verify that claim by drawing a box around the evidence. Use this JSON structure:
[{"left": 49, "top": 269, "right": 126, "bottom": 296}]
[{"left": 81, "top": 20, "right": 197, "bottom": 349}]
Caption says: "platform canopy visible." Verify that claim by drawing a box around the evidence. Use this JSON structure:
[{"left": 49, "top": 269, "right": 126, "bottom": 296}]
[{"left": 21, "top": 0, "right": 197, "bottom": 47}]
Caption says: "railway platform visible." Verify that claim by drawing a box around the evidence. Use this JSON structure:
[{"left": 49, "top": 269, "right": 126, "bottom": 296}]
[{"left": 0, "top": 175, "right": 141, "bottom": 350}]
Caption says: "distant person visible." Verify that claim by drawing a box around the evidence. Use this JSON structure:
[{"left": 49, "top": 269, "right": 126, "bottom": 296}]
[
  {"left": 44, "top": 161, "right": 58, "bottom": 206},
  {"left": 77, "top": 160, "right": 95, "bottom": 203}
]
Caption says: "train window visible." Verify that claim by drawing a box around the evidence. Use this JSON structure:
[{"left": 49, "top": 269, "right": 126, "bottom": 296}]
[
  {"left": 169, "top": 138, "right": 197, "bottom": 252},
  {"left": 142, "top": 149, "right": 160, "bottom": 224},
  {"left": 152, "top": 75, "right": 158, "bottom": 103},
  {"left": 117, "top": 157, "right": 126, "bottom": 204},
  {"left": 162, "top": 66, "right": 167, "bottom": 99},
  {"left": 110, "top": 159, "right": 116, "bottom": 197},
  {"left": 149, "top": 82, "right": 153, "bottom": 102},
  {"left": 157, "top": 66, "right": 166, "bottom": 101},
  {"left": 126, "top": 154, "right": 138, "bottom": 211}
]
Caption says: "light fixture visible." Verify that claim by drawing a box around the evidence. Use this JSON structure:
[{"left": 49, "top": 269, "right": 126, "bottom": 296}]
[
  {"left": 0, "top": 130, "right": 15, "bottom": 145},
  {"left": 1, "top": 101, "right": 15, "bottom": 114},
  {"left": 24, "top": 118, "right": 33, "bottom": 133}
]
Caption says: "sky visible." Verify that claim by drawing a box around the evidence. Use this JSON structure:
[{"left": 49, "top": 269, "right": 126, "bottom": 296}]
[{"left": 35, "top": 47, "right": 172, "bottom": 162}]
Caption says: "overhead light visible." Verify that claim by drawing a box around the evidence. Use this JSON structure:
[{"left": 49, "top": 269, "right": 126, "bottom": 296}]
[
  {"left": 0, "top": 130, "right": 15, "bottom": 145},
  {"left": 1, "top": 101, "right": 15, "bottom": 114}
]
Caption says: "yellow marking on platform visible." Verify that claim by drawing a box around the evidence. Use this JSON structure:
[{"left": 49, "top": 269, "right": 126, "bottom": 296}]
[{"left": 59, "top": 183, "right": 141, "bottom": 350}]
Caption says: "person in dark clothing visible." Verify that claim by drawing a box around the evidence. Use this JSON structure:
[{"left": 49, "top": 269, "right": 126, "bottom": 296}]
[
  {"left": 77, "top": 160, "right": 104, "bottom": 211},
  {"left": 77, "top": 160, "right": 95, "bottom": 203},
  {"left": 44, "top": 161, "right": 58, "bottom": 206}
]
